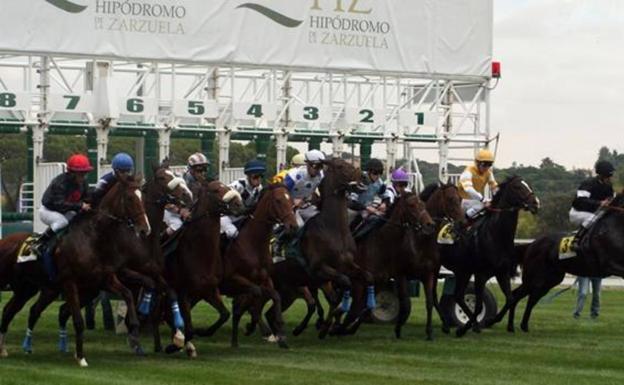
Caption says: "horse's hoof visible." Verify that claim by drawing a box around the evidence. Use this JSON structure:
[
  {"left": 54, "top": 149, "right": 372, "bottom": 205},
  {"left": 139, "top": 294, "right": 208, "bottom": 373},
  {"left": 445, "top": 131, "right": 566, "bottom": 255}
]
[
  {"left": 154, "top": 345, "right": 163, "bottom": 353},
  {"left": 185, "top": 342, "right": 197, "bottom": 358},
  {"left": 318, "top": 328, "right": 329, "bottom": 340},
  {"left": 58, "top": 339, "right": 69, "bottom": 354},
  {"left": 441, "top": 325, "right": 450, "bottom": 334},
  {"left": 315, "top": 319, "right": 323, "bottom": 331},
  {"left": 292, "top": 326, "right": 304, "bottom": 337},
  {"left": 22, "top": 336, "right": 33, "bottom": 354},
  {"left": 472, "top": 326, "right": 481, "bottom": 334},
  {"left": 507, "top": 326, "right": 515, "bottom": 333},
  {"left": 164, "top": 344, "right": 181, "bottom": 354},
  {"left": 172, "top": 330, "right": 185, "bottom": 349},
  {"left": 521, "top": 324, "right": 529, "bottom": 333},
  {"left": 265, "top": 334, "right": 278, "bottom": 343},
  {"left": 133, "top": 345, "right": 146, "bottom": 356},
  {"left": 426, "top": 335, "right": 434, "bottom": 341},
  {"left": 231, "top": 342, "right": 239, "bottom": 349},
  {"left": 75, "top": 354, "right": 89, "bottom": 368},
  {"left": 394, "top": 329, "right": 402, "bottom": 339},
  {"left": 456, "top": 327, "right": 468, "bottom": 338},
  {"left": 244, "top": 323, "right": 256, "bottom": 337},
  {"left": 0, "top": 348, "right": 8, "bottom": 358}
]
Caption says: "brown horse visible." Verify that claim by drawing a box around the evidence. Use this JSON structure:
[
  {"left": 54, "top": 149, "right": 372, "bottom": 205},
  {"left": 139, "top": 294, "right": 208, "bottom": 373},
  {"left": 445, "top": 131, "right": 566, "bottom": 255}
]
[
  {"left": 495, "top": 193, "right": 624, "bottom": 333},
  {"left": 10, "top": 165, "right": 194, "bottom": 356},
  {"left": 342, "top": 193, "right": 437, "bottom": 339},
  {"left": 0, "top": 175, "right": 151, "bottom": 366},
  {"left": 439, "top": 176, "right": 539, "bottom": 337},
  {"left": 166, "top": 180, "right": 242, "bottom": 356},
  {"left": 219, "top": 184, "right": 298, "bottom": 348}
]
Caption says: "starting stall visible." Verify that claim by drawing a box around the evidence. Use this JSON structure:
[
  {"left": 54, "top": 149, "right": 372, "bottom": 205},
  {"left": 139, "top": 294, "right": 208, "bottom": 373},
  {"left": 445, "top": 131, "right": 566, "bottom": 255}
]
[{"left": 0, "top": 0, "right": 496, "bottom": 233}]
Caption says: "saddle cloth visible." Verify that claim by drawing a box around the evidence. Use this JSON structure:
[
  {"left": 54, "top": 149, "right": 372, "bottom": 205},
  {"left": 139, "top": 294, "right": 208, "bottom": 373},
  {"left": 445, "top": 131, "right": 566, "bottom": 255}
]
[
  {"left": 16, "top": 236, "right": 38, "bottom": 263},
  {"left": 558, "top": 235, "right": 577, "bottom": 260},
  {"left": 437, "top": 223, "right": 455, "bottom": 245}
]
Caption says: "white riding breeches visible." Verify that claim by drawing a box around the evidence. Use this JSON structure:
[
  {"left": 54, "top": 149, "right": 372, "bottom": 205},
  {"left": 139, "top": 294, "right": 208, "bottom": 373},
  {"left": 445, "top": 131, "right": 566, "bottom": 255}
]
[
  {"left": 220, "top": 215, "right": 240, "bottom": 239},
  {"left": 461, "top": 199, "right": 484, "bottom": 219},
  {"left": 163, "top": 209, "right": 183, "bottom": 232},
  {"left": 569, "top": 208, "right": 596, "bottom": 228},
  {"left": 39, "top": 206, "right": 76, "bottom": 233},
  {"left": 295, "top": 205, "right": 319, "bottom": 228}
]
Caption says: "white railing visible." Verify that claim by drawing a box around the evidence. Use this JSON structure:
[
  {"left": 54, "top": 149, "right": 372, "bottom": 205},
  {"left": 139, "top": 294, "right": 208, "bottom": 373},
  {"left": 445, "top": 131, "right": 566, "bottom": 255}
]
[
  {"left": 447, "top": 173, "right": 461, "bottom": 186},
  {"left": 220, "top": 167, "right": 245, "bottom": 185},
  {"left": 18, "top": 182, "right": 34, "bottom": 213}
]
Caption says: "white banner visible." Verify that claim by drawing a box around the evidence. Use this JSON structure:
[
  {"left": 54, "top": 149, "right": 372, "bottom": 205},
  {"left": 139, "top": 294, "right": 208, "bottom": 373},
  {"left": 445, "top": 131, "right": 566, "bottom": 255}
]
[{"left": 0, "top": 0, "right": 492, "bottom": 78}]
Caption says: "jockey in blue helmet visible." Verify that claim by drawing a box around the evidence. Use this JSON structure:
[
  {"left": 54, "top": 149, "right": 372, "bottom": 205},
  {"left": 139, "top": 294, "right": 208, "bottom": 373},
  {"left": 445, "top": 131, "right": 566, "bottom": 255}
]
[
  {"left": 90, "top": 152, "right": 135, "bottom": 206},
  {"left": 220, "top": 159, "right": 266, "bottom": 239}
]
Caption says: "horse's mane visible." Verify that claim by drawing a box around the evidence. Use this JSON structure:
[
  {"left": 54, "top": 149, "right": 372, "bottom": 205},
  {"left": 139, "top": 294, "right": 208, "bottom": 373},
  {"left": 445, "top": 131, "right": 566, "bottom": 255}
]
[
  {"left": 248, "top": 183, "right": 287, "bottom": 214},
  {"left": 419, "top": 183, "right": 439, "bottom": 202},
  {"left": 385, "top": 192, "right": 417, "bottom": 219},
  {"left": 491, "top": 175, "right": 521, "bottom": 206}
]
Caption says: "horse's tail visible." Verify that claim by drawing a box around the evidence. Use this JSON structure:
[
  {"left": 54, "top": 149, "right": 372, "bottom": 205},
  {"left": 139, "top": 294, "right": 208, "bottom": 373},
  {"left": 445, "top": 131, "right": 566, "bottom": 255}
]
[
  {"left": 510, "top": 242, "right": 531, "bottom": 277},
  {"left": 0, "top": 232, "right": 31, "bottom": 287}
]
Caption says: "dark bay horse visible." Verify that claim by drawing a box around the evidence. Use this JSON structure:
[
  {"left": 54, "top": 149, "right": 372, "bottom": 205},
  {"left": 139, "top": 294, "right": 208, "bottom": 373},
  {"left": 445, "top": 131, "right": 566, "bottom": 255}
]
[
  {"left": 220, "top": 184, "right": 298, "bottom": 348},
  {"left": 439, "top": 176, "right": 539, "bottom": 337},
  {"left": 166, "top": 180, "right": 242, "bottom": 356},
  {"left": 343, "top": 193, "right": 437, "bottom": 339},
  {"left": 0, "top": 175, "right": 151, "bottom": 366},
  {"left": 498, "top": 193, "right": 624, "bottom": 333}
]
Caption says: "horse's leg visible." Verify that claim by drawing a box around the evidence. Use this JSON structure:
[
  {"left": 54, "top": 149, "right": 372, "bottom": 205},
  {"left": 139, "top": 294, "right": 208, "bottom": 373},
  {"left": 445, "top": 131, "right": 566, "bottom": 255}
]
[
  {"left": 292, "top": 287, "right": 316, "bottom": 337},
  {"left": 0, "top": 286, "right": 39, "bottom": 357},
  {"left": 195, "top": 288, "right": 230, "bottom": 337},
  {"left": 423, "top": 272, "right": 436, "bottom": 341},
  {"left": 453, "top": 272, "right": 476, "bottom": 338},
  {"left": 485, "top": 271, "right": 514, "bottom": 328},
  {"left": 469, "top": 274, "right": 487, "bottom": 334},
  {"left": 260, "top": 278, "right": 288, "bottom": 349},
  {"left": 314, "top": 286, "right": 328, "bottom": 330},
  {"left": 58, "top": 302, "right": 72, "bottom": 353},
  {"left": 314, "top": 264, "right": 351, "bottom": 339},
  {"left": 507, "top": 285, "right": 529, "bottom": 333},
  {"left": 104, "top": 274, "right": 145, "bottom": 356},
  {"left": 179, "top": 297, "right": 197, "bottom": 358},
  {"left": 22, "top": 287, "right": 59, "bottom": 353},
  {"left": 231, "top": 295, "right": 252, "bottom": 348},
  {"left": 62, "top": 281, "right": 88, "bottom": 367},
  {"left": 394, "top": 276, "right": 412, "bottom": 339},
  {"left": 431, "top": 273, "right": 450, "bottom": 334}
]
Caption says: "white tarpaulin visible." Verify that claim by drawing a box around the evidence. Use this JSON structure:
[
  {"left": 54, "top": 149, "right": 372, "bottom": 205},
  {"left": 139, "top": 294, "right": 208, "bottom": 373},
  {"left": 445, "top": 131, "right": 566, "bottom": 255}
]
[{"left": 0, "top": 0, "right": 492, "bottom": 78}]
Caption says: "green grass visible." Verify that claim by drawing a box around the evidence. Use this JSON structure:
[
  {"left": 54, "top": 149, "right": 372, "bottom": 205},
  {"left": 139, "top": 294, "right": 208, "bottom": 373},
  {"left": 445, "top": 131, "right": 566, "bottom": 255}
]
[{"left": 1, "top": 287, "right": 623, "bottom": 385}]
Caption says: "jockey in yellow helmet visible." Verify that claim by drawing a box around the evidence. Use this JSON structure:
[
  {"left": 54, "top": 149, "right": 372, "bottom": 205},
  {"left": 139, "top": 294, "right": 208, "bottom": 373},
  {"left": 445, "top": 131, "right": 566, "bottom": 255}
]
[{"left": 458, "top": 148, "right": 498, "bottom": 218}]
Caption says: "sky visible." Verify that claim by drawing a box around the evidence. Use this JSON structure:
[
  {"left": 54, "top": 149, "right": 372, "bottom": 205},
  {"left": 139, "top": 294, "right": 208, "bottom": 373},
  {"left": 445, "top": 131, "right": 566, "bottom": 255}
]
[{"left": 491, "top": 0, "right": 624, "bottom": 169}]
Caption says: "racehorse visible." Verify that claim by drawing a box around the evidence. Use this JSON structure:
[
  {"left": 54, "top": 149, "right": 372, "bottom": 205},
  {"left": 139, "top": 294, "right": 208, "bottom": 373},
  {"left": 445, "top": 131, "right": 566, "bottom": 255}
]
[
  {"left": 495, "top": 192, "right": 624, "bottom": 333},
  {"left": 219, "top": 183, "right": 298, "bottom": 348},
  {"left": 8, "top": 165, "right": 194, "bottom": 356},
  {"left": 0, "top": 174, "right": 151, "bottom": 366},
  {"left": 439, "top": 175, "right": 539, "bottom": 337},
  {"left": 420, "top": 182, "right": 467, "bottom": 332},
  {"left": 342, "top": 192, "right": 437, "bottom": 339},
  {"left": 166, "top": 180, "right": 242, "bottom": 356}
]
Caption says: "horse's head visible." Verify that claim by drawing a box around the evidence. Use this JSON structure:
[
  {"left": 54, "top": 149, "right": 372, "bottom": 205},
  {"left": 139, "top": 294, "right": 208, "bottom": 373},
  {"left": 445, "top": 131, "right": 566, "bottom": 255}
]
[
  {"left": 155, "top": 167, "right": 194, "bottom": 207},
  {"left": 100, "top": 174, "right": 151, "bottom": 237},
  {"left": 492, "top": 176, "right": 540, "bottom": 214},
  {"left": 195, "top": 181, "right": 243, "bottom": 218},
  {"left": 421, "top": 182, "right": 464, "bottom": 224},
  {"left": 319, "top": 158, "right": 360, "bottom": 195},
  {"left": 262, "top": 184, "right": 298, "bottom": 234},
  {"left": 393, "top": 193, "right": 436, "bottom": 236}
]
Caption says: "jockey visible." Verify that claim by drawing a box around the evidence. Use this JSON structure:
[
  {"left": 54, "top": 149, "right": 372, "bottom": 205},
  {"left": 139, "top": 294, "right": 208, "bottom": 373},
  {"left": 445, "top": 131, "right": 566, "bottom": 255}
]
[
  {"left": 284, "top": 149, "right": 325, "bottom": 227},
  {"left": 90, "top": 152, "right": 134, "bottom": 206},
  {"left": 458, "top": 148, "right": 499, "bottom": 219},
  {"left": 162, "top": 152, "right": 207, "bottom": 236},
  {"left": 349, "top": 159, "right": 388, "bottom": 235},
  {"left": 272, "top": 153, "right": 305, "bottom": 184},
  {"left": 183, "top": 152, "right": 211, "bottom": 197},
  {"left": 220, "top": 159, "right": 266, "bottom": 239},
  {"left": 569, "top": 160, "right": 615, "bottom": 242},
  {"left": 33, "top": 154, "right": 93, "bottom": 256},
  {"left": 385, "top": 168, "right": 411, "bottom": 205}
]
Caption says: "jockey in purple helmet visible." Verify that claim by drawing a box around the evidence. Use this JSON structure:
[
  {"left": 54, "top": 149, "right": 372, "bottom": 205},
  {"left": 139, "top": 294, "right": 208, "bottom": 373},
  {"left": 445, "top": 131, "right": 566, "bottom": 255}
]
[{"left": 385, "top": 168, "right": 411, "bottom": 204}]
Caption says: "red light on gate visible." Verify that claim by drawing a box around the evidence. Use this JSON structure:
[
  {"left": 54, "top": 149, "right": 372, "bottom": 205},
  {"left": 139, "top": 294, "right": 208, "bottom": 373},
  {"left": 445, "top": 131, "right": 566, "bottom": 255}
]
[{"left": 492, "top": 61, "right": 501, "bottom": 79}]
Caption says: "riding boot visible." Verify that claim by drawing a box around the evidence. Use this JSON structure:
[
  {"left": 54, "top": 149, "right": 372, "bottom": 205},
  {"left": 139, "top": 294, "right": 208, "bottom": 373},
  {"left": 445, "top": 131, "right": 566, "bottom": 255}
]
[
  {"left": 32, "top": 228, "right": 55, "bottom": 257},
  {"left": 572, "top": 226, "right": 589, "bottom": 252}
]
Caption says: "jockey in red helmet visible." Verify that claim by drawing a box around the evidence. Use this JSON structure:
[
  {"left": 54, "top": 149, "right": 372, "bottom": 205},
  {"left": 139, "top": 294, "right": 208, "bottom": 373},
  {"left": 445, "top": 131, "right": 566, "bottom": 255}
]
[{"left": 33, "top": 154, "right": 94, "bottom": 257}]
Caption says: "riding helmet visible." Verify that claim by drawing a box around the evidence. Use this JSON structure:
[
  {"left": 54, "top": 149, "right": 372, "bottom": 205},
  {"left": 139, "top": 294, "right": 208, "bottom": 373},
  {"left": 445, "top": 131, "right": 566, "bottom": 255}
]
[
  {"left": 475, "top": 148, "right": 495, "bottom": 162},
  {"left": 304, "top": 149, "right": 325, "bottom": 164},
  {"left": 67, "top": 154, "right": 93, "bottom": 173},
  {"left": 244, "top": 160, "right": 266, "bottom": 175},
  {"left": 391, "top": 168, "right": 410, "bottom": 183},
  {"left": 111, "top": 152, "right": 134, "bottom": 172},
  {"left": 188, "top": 152, "right": 209, "bottom": 167},
  {"left": 595, "top": 160, "right": 615, "bottom": 177},
  {"left": 291, "top": 153, "right": 306, "bottom": 167}
]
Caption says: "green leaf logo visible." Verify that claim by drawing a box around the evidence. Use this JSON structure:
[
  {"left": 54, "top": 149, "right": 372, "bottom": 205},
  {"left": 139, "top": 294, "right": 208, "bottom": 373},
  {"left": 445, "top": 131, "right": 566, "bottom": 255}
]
[
  {"left": 236, "top": 3, "right": 303, "bottom": 28},
  {"left": 46, "top": 0, "right": 88, "bottom": 13}
]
